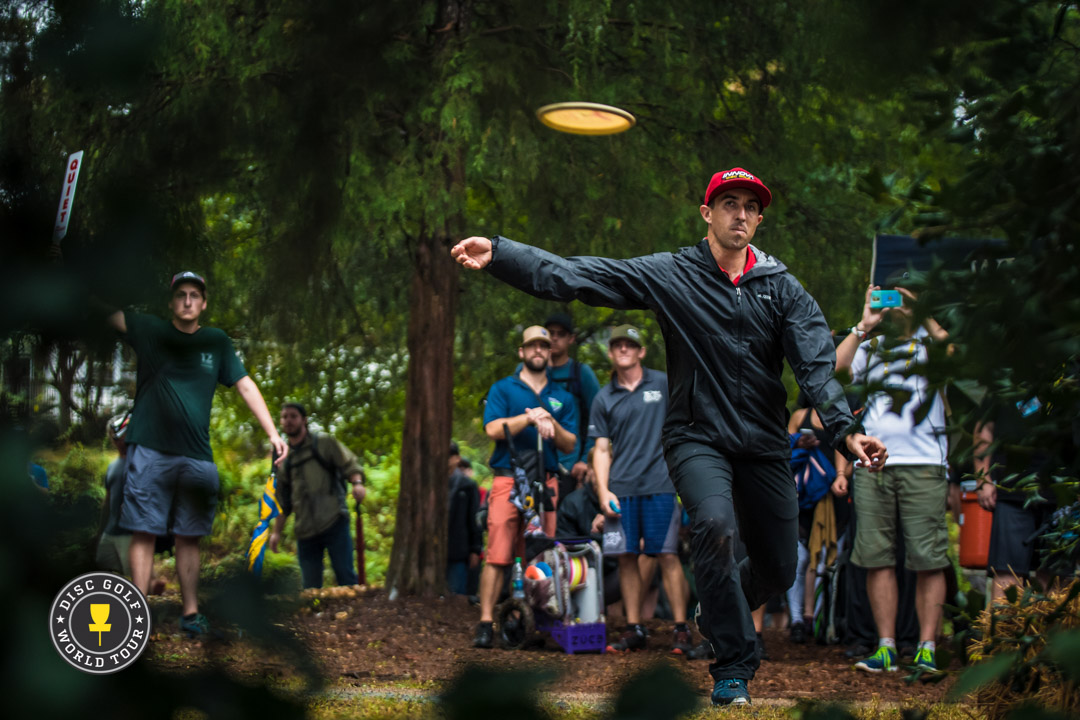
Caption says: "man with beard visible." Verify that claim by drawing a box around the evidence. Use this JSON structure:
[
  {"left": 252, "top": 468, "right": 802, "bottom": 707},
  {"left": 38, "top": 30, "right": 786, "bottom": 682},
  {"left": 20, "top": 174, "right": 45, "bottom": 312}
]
[
  {"left": 472, "top": 326, "right": 578, "bottom": 648},
  {"left": 270, "top": 402, "right": 366, "bottom": 589},
  {"left": 451, "top": 168, "right": 887, "bottom": 703}
]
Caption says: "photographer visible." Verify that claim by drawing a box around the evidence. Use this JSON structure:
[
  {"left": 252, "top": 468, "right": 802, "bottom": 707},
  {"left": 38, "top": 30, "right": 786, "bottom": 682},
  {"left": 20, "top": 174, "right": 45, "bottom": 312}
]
[{"left": 835, "top": 279, "right": 950, "bottom": 675}]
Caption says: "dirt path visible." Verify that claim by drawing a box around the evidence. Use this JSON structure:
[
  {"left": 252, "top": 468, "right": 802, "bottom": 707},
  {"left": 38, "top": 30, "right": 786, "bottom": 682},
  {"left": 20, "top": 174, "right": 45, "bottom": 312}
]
[{"left": 147, "top": 589, "right": 955, "bottom": 705}]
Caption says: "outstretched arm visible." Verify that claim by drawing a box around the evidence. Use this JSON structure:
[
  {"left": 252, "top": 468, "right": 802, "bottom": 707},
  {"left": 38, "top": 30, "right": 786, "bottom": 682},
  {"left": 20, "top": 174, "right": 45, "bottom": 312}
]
[
  {"left": 234, "top": 376, "right": 289, "bottom": 463},
  {"left": 452, "top": 235, "right": 655, "bottom": 310}
]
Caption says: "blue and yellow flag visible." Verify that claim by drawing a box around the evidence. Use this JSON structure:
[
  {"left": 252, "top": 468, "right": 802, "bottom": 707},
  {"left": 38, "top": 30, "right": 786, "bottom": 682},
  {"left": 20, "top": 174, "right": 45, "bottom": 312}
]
[{"left": 247, "top": 466, "right": 280, "bottom": 576}]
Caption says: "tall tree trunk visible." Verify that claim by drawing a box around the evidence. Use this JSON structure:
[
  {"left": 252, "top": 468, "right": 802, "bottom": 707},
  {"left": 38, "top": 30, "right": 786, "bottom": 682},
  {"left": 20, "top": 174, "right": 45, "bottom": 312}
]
[{"left": 386, "top": 230, "right": 459, "bottom": 596}]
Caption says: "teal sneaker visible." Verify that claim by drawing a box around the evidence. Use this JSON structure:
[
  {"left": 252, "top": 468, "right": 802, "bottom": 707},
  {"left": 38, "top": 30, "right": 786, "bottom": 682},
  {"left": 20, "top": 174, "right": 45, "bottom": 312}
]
[
  {"left": 711, "top": 678, "right": 751, "bottom": 706},
  {"left": 854, "top": 645, "right": 898, "bottom": 673},
  {"left": 179, "top": 613, "right": 210, "bottom": 638},
  {"left": 914, "top": 646, "right": 939, "bottom": 673}
]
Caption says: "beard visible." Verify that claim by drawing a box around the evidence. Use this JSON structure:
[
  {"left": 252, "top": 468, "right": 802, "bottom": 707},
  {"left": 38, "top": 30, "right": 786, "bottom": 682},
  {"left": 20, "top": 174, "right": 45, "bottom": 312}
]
[{"left": 524, "top": 355, "right": 548, "bottom": 372}]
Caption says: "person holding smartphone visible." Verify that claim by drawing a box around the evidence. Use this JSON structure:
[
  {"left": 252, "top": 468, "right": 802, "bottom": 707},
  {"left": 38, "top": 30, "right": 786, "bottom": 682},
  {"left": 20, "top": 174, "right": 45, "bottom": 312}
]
[{"left": 834, "top": 277, "right": 951, "bottom": 675}]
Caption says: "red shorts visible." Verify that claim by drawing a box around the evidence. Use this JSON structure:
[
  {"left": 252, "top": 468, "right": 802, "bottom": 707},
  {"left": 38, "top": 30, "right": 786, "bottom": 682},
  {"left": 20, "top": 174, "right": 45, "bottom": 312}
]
[{"left": 485, "top": 473, "right": 559, "bottom": 566}]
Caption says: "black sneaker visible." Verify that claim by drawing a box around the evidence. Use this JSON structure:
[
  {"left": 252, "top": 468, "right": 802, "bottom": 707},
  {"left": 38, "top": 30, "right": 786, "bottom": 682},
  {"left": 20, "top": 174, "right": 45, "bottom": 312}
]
[
  {"left": 606, "top": 625, "right": 647, "bottom": 652},
  {"left": 687, "top": 638, "right": 715, "bottom": 660},
  {"left": 789, "top": 621, "right": 807, "bottom": 644},
  {"left": 756, "top": 632, "right": 770, "bottom": 662},
  {"left": 472, "top": 622, "right": 494, "bottom": 649},
  {"left": 671, "top": 627, "right": 693, "bottom": 655}
]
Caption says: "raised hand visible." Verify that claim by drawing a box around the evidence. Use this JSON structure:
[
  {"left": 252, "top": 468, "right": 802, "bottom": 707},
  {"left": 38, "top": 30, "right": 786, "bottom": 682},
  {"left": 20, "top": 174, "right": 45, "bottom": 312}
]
[
  {"left": 450, "top": 236, "right": 493, "bottom": 270},
  {"left": 860, "top": 285, "right": 885, "bottom": 332}
]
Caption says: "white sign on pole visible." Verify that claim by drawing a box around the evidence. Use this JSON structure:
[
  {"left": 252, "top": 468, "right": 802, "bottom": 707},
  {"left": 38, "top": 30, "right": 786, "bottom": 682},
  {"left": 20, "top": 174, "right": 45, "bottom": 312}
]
[{"left": 52, "top": 150, "right": 84, "bottom": 244}]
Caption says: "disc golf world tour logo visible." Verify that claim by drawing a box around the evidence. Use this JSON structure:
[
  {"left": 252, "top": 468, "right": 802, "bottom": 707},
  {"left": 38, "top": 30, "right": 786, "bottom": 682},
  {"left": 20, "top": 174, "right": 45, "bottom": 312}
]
[{"left": 49, "top": 572, "right": 152, "bottom": 674}]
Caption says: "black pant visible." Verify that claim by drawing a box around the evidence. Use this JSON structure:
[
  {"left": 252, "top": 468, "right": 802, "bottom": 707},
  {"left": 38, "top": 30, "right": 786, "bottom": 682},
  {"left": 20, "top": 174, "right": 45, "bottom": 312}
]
[{"left": 666, "top": 442, "right": 798, "bottom": 682}]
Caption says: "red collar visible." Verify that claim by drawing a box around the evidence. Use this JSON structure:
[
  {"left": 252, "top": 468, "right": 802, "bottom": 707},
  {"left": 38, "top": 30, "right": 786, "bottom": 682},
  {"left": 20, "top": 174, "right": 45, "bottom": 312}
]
[{"left": 717, "top": 247, "right": 756, "bottom": 285}]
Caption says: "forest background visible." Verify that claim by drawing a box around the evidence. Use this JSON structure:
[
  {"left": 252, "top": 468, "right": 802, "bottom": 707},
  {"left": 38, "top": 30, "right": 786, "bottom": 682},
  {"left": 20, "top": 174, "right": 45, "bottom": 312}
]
[{"left": 2, "top": 0, "right": 1077, "bottom": 604}]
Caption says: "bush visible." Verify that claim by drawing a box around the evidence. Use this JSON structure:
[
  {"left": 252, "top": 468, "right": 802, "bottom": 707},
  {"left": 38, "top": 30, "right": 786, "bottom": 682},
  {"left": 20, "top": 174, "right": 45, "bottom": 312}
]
[{"left": 950, "top": 581, "right": 1080, "bottom": 718}]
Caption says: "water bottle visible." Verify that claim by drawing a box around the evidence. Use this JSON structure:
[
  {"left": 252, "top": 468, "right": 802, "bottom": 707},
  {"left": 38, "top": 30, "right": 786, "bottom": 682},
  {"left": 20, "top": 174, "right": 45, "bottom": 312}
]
[{"left": 511, "top": 557, "right": 525, "bottom": 599}]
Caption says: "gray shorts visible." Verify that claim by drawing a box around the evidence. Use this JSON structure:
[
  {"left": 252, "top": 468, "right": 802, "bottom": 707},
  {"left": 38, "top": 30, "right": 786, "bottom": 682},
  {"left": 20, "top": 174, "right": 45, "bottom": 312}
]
[{"left": 119, "top": 445, "right": 220, "bottom": 537}]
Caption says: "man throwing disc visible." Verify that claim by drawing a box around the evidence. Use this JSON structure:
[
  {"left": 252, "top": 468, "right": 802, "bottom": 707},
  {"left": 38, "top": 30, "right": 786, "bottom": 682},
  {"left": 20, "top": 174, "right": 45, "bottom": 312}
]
[{"left": 452, "top": 167, "right": 888, "bottom": 705}]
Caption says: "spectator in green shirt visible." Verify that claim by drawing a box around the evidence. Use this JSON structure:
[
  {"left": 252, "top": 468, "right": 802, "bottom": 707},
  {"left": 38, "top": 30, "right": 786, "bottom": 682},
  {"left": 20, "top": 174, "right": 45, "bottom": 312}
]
[{"left": 107, "top": 271, "right": 287, "bottom": 637}]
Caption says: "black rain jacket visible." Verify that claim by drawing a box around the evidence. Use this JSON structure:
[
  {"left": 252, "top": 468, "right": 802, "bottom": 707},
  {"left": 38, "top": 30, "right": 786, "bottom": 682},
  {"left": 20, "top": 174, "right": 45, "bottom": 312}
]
[{"left": 487, "top": 236, "right": 856, "bottom": 460}]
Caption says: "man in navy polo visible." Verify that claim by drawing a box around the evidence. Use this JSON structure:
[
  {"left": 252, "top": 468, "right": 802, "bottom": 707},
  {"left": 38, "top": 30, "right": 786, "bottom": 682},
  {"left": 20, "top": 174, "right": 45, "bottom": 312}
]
[
  {"left": 472, "top": 325, "right": 578, "bottom": 648},
  {"left": 591, "top": 325, "right": 691, "bottom": 655}
]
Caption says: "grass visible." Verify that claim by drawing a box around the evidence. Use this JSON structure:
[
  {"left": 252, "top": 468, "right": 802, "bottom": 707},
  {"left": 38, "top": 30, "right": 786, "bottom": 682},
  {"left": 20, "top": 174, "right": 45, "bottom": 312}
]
[{"left": 306, "top": 692, "right": 981, "bottom": 720}]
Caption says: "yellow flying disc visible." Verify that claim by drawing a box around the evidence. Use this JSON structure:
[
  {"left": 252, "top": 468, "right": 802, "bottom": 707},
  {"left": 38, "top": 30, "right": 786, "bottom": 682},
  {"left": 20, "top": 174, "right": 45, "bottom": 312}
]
[{"left": 536, "top": 102, "right": 636, "bottom": 136}]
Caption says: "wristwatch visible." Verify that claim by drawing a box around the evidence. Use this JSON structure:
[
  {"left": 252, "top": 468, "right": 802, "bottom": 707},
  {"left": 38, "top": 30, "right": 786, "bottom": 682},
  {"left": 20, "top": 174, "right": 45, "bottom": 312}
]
[{"left": 849, "top": 325, "right": 869, "bottom": 341}]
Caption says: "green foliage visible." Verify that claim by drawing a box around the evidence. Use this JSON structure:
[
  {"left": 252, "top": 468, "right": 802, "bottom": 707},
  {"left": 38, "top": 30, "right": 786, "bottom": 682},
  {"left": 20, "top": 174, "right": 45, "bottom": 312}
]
[
  {"left": 843, "top": 0, "right": 1080, "bottom": 566},
  {"left": 46, "top": 443, "right": 108, "bottom": 502},
  {"left": 202, "top": 452, "right": 401, "bottom": 587}
]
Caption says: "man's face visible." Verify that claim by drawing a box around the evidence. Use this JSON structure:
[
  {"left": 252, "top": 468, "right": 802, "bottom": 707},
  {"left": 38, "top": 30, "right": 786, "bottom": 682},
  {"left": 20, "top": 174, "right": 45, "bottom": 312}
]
[
  {"left": 279, "top": 407, "right": 306, "bottom": 438},
  {"left": 169, "top": 283, "right": 207, "bottom": 323},
  {"left": 608, "top": 338, "right": 645, "bottom": 372},
  {"left": 699, "top": 188, "right": 763, "bottom": 252},
  {"left": 545, "top": 324, "right": 574, "bottom": 358},
  {"left": 518, "top": 340, "right": 551, "bottom": 372}
]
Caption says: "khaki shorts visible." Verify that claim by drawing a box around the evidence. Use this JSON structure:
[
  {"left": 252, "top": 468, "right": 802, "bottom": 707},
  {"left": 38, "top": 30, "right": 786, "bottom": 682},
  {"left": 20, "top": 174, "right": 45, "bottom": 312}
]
[
  {"left": 486, "top": 474, "right": 559, "bottom": 566},
  {"left": 851, "top": 465, "right": 948, "bottom": 572}
]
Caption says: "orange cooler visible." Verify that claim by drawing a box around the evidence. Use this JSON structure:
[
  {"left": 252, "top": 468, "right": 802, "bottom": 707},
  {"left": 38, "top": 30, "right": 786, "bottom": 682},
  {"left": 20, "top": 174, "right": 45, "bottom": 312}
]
[{"left": 959, "top": 490, "right": 994, "bottom": 568}]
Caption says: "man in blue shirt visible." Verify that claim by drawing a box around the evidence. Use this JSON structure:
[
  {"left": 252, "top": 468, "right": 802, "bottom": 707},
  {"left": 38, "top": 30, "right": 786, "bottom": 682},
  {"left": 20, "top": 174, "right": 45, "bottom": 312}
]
[
  {"left": 543, "top": 312, "right": 601, "bottom": 491},
  {"left": 473, "top": 325, "right": 578, "bottom": 648}
]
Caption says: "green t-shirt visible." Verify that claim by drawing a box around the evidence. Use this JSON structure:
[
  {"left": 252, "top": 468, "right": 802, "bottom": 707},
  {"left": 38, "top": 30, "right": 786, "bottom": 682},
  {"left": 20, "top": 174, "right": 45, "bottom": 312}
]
[{"left": 123, "top": 311, "right": 248, "bottom": 461}]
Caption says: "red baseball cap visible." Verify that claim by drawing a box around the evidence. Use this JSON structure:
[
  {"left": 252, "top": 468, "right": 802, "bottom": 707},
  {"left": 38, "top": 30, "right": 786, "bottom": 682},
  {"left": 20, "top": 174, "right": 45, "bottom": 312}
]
[{"left": 703, "top": 167, "right": 772, "bottom": 210}]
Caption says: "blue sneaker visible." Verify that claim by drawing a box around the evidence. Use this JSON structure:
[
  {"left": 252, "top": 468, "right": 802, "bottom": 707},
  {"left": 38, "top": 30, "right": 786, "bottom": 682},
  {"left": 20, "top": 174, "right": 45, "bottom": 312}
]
[
  {"left": 711, "top": 678, "right": 751, "bottom": 706},
  {"left": 914, "top": 646, "right": 939, "bottom": 673},
  {"left": 854, "top": 645, "right": 898, "bottom": 672},
  {"left": 179, "top": 613, "right": 210, "bottom": 638}
]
